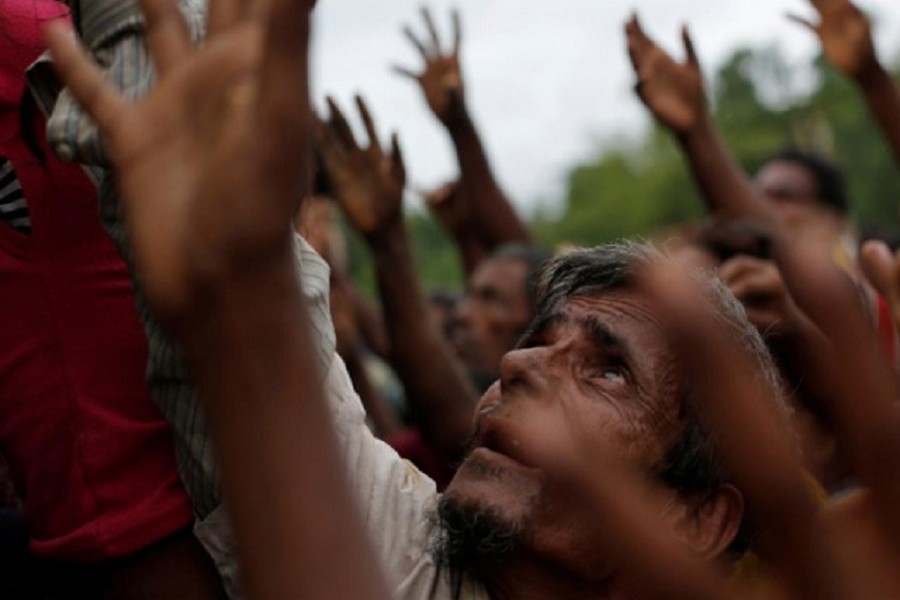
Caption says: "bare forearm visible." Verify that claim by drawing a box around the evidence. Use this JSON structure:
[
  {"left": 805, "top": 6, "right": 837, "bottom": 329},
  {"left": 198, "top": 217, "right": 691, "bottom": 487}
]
[
  {"left": 369, "top": 224, "right": 479, "bottom": 456},
  {"left": 858, "top": 66, "right": 900, "bottom": 167},
  {"left": 182, "top": 258, "right": 388, "bottom": 600},
  {"left": 447, "top": 112, "right": 531, "bottom": 247},
  {"left": 677, "top": 116, "right": 778, "bottom": 224}
]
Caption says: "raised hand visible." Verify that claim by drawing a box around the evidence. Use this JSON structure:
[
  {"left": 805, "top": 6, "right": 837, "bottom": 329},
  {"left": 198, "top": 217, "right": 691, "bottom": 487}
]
[
  {"left": 625, "top": 14, "right": 706, "bottom": 135},
  {"left": 317, "top": 96, "right": 406, "bottom": 243},
  {"left": 393, "top": 7, "right": 466, "bottom": 126},
  {"left": 719, "top": 255, "right": 805, "bottom": 337},
  {"left": 48, "top": 3, "right": 395, "bottom": 599},
  {"left": 46, "top": 0, "right": 315, "bottom": 328},
  {"left": 788, "top": 0, "right": 879, "bottom": 82}
]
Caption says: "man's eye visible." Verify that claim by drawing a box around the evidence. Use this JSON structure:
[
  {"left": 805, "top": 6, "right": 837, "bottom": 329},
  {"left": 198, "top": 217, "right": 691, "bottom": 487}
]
[{"left": 600, "top": 368, "right": 625, "bottom": 383}]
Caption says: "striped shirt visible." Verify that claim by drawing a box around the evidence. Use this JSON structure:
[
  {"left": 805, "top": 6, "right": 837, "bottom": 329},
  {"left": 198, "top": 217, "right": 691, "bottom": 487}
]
[
  {"left": 26, "top": 0, "right": 336, "bottom": 520},
  {"left": 0, "top": 158, "right": 30, "bottom": 234}
]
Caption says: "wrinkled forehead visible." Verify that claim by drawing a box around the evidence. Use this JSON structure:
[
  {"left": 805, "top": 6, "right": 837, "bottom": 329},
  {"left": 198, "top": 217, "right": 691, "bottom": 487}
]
[{"left": 530, "top": 288, "right": 679, "bottom": 391}]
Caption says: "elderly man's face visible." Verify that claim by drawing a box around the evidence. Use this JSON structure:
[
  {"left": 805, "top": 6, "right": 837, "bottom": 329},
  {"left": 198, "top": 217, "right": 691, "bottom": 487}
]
[{"left": 442, "top": 286, "right": 683, "bottom": 576}]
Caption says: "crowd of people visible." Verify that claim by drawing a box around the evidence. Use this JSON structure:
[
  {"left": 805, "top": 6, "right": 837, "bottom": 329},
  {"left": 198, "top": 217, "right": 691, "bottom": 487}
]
[{"left": 1, "top": 0, "right": 899, "bottom": 597}]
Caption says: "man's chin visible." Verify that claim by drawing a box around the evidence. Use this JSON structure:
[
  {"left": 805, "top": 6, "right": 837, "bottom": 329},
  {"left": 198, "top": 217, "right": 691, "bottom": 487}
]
[
  {"left": 446, "top": 448, "right": 537, "bottom": 503},
  {"left": 431, "top": 490, "right": 531, "bottom": 578}
]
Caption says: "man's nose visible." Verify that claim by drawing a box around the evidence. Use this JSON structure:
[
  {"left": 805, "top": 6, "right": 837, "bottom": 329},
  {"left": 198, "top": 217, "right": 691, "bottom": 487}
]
[{"left": 499, "top": 345, "right": 549, "bottom": 395}]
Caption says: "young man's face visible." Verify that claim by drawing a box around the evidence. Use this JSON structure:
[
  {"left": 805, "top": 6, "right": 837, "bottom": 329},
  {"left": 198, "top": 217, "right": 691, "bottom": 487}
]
[
  {"left": 755, "top": 160, "right": 839, "bottom": 234},
  {"left": 442, "top": 287, "right": 685, "bottom": 578}
]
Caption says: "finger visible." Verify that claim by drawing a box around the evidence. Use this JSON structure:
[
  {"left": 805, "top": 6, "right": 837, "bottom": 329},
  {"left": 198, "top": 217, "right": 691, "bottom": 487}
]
[
  {"left": 402, "top": 25, "right": 430, "bottom": 62},
  {"left": 727, "top": 272, "right": 778, "bottom": 304},
  {"left": 626, "top": 13, "right": 653, "bottom": 69},
  {"left": 257, "top": 0, "right": 314, "bottom": 163},
  {"left": 625, "top": 17, "right": 644, "bottom": 72},
  {"left": 627, "top": 12, "right": 643, "bottom": 36},
  {"left": 718, "top": 255, "right": 766, "bottom": 285},
  {"left": 681, "top": 25, "right": 699, "bottom": 66},
  {"left": 314, "top": 116, "right": 345, "bottom": 167},
  {"left": 390, "top": 64, "right": 419, "bottom": 80},
  {"left": 141, "top": 0, "right": 192, "bottom": 75},
  {"left": 629, "top": 12, "right": 650, "bottom": 46},
  {"left": 786, "top": 12, "right": 818, "bottom": 32},
  {"left": 325, "top": 96, "right": 358, "bottom": 151},
  {"left": 451, "top": 8, "right": 462, "bottom": 55},
  {"left": 389, "top": 132, "right": 406, "bottom": 185},
  {"left": 45, "top": 21, "right": 128, "bottom": 147},
  {"left": 354, "top": 95, "right": 381, "bottom": 150},
  {"left": 860, "top": 240, "right": 899, "bottom": 307},
  {"left": 420, "top": 6, "right": 443, "bottom": 56}
]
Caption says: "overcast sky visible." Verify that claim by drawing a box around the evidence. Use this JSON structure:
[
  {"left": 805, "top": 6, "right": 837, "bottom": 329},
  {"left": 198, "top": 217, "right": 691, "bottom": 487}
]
[{"left": 311, "top": 1, "right": 900, "bottom": 214}]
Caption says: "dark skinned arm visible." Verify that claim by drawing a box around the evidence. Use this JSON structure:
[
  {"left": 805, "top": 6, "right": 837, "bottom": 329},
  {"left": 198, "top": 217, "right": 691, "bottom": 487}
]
[
  {"left": 625, "top": 15, "right": 779, "bottom": 225},
  {"left": 47, "top": 0, "right": 390, "bottom": 596},
  {"left": 790, "top": 0, "right": 900, "bottom": 167},
  {"left": 318, "top": 95, "right": 479, "bottom": 460},
  {"left": 396, "top": 8, "right": 531, "bottom": 252}
]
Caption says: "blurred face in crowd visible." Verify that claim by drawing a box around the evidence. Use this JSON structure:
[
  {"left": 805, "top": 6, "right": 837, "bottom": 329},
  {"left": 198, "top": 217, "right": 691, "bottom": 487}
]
[
  {"left": 440, "top": 286, "right": 740, "bottom": 585},
  {"left": 755, "top": 160, "right": 842, "bottom": 235},
  {"left": 453, "top": 257, "right": 533, "bottom": 379}
]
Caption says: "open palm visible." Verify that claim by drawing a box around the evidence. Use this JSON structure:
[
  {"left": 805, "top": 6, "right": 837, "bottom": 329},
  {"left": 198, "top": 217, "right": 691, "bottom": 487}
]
[
  {"left": 47, "top": 0, "right": 314, "bottom": 326},
  {"left": 626, "top": 15, "right": 706, "bottom": 135}
]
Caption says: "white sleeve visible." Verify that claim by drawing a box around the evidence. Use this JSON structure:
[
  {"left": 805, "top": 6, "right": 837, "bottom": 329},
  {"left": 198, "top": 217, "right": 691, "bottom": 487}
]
[{"left": 323, "top": 354, "right": 443, "bottom": 590}]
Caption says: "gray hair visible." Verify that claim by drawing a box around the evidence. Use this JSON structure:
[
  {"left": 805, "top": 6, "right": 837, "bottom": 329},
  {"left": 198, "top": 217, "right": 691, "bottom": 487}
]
[{"left": 535, "top": 241, "right": 789, "bottom": 556}]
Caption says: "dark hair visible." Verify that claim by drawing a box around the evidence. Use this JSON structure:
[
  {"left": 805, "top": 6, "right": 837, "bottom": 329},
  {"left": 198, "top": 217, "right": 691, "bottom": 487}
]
[
  {"left": 764, "top": 149, "right": 849, "bottom": 215},
  {"left": 489, "top": 244, "right": 553, "bottom": 310},
  {"left": 536, "top": 242, "right": 789, "bottom": 559}
]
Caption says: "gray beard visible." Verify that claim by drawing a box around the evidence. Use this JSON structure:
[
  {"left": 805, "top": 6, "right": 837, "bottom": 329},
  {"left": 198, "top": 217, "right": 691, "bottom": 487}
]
[{"left": 429, "top": 493, "right": 530, "bottom": 586}]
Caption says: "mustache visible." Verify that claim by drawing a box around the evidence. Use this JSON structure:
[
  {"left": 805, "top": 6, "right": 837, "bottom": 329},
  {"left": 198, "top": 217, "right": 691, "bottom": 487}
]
[{"left": 457, "top": 401, "right": 503, "bottom": 468}]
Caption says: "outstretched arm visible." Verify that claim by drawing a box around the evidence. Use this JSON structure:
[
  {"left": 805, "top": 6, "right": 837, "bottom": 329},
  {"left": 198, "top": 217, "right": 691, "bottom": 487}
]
[
  {"left": 395, "top": 8, "right": 531, "bottom": 250},
  {"left": 625, "top": 15, "right": 778, "bottom": 225},
  {"left": 47, "top": 0, "right": 388, "bottom": 597},
  {"left": 318, "top": 96, "right": 480, "bottom": 460},
  {"left": 790, "top": 0, "right": 900, "bottom": 166}
]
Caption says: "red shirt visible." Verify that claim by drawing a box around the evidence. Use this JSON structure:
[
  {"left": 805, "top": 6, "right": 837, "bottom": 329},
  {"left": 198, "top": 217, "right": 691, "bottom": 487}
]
[{"left": 0, "top": 10, "right": 192, "bottom": 560}]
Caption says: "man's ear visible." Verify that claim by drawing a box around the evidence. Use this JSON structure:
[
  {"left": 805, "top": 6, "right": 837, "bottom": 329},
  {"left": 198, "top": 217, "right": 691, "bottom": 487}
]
[{"left": 666, "top": 484, "right": 744, "bottom": 559}]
